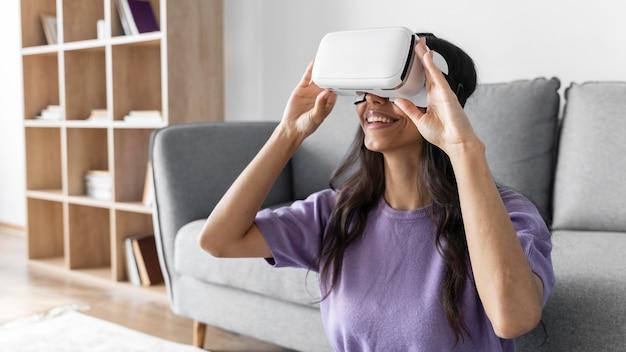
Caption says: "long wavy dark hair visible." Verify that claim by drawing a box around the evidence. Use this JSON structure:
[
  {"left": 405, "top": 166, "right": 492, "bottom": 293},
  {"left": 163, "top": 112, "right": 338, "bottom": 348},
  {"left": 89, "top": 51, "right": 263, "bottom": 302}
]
[{"left": 303, "top": 33, "right": 549, "bottom": 348}]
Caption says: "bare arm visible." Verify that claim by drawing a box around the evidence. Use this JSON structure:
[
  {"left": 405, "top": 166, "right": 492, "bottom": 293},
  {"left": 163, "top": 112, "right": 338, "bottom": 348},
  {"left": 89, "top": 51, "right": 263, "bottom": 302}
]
[
  {"left": 198, "top": 126, "right": 302, "bottom": 257},
  {"left": 198, "top": 60, "right": 337, "bottom": 258},
  {"left": 449, "top": 141, "right": 543, "bottom": 339}
]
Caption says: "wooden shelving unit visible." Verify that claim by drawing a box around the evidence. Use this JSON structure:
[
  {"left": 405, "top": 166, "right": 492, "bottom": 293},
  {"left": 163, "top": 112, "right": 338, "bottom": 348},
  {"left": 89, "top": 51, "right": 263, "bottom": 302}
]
[{"left": 20, "top": 0, "right": 223, "bottom": 294}]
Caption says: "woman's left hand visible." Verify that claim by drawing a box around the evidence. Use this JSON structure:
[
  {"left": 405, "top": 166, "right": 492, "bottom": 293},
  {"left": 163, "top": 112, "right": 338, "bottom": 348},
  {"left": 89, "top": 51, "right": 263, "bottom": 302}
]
[{"left": 393, "top": 38, "right": 482, "bottom": 158}]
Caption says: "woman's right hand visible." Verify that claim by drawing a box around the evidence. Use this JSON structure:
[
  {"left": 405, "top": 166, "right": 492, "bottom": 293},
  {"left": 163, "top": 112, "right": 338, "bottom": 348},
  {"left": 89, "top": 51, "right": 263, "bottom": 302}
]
[{"left": 278, "top": 60, "right": 337, "bottom": 141}]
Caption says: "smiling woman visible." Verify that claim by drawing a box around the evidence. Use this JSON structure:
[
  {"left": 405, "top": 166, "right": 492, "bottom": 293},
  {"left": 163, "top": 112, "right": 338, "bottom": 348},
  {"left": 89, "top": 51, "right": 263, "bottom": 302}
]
[{"left": 199, "top": 31, "right": 555, "bottom": 352}]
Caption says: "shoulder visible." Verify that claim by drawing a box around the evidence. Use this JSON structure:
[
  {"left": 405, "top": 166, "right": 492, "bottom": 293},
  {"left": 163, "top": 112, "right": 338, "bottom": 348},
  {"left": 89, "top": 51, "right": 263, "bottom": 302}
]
[
  {"left": 496, "top": 184, "right": 540, "bottom": 215},
  {"left": 496, "top": 184, "right": 549, "bottom": 236},
  {"left": 303, "top": 188, "right": 338, "bottom": 220},
  {"left": 302, "top": 188, "right": 338, "bottom": 209}
]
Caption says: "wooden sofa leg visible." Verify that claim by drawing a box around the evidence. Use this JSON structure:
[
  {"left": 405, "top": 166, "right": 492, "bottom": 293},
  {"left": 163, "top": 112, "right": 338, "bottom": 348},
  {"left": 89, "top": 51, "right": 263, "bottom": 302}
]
[{"left": 193, "top": 320, "right": 207, "bottom": 348}]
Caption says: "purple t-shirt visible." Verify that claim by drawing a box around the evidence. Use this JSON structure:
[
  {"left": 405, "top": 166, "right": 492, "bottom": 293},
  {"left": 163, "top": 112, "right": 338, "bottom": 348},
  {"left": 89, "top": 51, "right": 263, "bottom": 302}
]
[{"left": 254, "top": 186, "right": 555, "bottom": 351}]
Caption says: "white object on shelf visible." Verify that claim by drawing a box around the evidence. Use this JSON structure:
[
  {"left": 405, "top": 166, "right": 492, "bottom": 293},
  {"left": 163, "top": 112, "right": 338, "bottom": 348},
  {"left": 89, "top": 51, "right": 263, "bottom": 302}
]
[
  {"left": 123, "top": 110, "right": 162, "bottom": 123},
  {"left": 37, "top": 105, "right": 63, "bottom": 120},
  {"left": 97, "top": 19, "right": 107, "bottom": 39},
  {"left": 84, "top": 170, "right": 112, "bottom": 200},
  {"left": 86, "top": 109, "right": 109, "bottom": 121}
]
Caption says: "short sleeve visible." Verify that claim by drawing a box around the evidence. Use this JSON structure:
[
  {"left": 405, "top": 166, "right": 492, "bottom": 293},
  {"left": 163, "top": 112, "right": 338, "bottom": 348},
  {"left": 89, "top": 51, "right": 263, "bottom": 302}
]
[
  {"left": 254, "top": 188, "right": 337, "bottom": 272},
  {"left": 499, "top": 186, "right": 556, "bottom": 308}
]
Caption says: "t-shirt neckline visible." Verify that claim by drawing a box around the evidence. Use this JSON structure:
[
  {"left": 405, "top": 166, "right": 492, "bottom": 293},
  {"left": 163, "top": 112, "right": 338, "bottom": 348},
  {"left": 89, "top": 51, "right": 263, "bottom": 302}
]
[{"left": 377, "top": 195, "right": 433, "bottom": 220}]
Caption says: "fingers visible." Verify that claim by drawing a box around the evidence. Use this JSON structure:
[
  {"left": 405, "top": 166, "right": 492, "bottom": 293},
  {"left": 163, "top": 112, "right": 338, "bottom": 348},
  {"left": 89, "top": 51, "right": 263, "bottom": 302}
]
[
  {"left": 311, "top": 89, "right": 337, "bottom": 120},
  {"left": 299, "top": 59, "right": 315, "bottom": 87},
  {"left": 393, "top": 98, "right": 423, "bottom": 122},
  {"left": 415, "top": 38, "right": 449, "bottom": 90}
]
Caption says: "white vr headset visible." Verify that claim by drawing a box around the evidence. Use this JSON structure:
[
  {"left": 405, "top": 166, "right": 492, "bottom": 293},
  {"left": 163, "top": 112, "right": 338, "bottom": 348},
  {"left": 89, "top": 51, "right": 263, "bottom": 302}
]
[{"left": 312, "top": 26, "right": 449, "bottom": 108}]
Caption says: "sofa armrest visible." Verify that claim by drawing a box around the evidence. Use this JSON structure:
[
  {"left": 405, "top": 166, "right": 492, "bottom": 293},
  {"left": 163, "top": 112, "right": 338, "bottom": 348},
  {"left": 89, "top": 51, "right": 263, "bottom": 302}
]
[{"left": 149, "top": 121, "right": 294, "bottom": 302}]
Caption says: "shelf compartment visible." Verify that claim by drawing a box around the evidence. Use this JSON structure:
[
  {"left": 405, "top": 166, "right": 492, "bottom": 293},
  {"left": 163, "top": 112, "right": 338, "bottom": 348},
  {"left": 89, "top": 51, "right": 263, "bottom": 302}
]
[
  {"left": 64, "top": 119, "right": 109, "bottom": 128},
  {"left": 26, "top": 189, "right": 64, "bottom": 202},
  {"left": 67, "top": 203, "right": 111, "bottom": 270},
  {"left": 112, "top": 43, "right": 162, "bottom": 121},
  {"left": 113, "top": 210, "right": 153, "bottom": 281},
  {"left": 66, "top": 128, "right": 109, "bottom": 197},
  {"left": 23, "top": 54, "right": 60, "bottom": 120},
  {"left": 115, "top": 201, "right": 151, "bottom": 214},
  {"left": 67, "top": 194, "right": 111, "bottom": 209},
  {"left": 22, "top": 44, "right": 59, "bottom": 56},
  {"left": 64, "top": 49, "right": 107, "bottom": 120},
  {"left": 113, "top": 128, "right": 152, "bottom": 202},
  {"left": 24, "top": 120, "right": 63, "bottom": 128},
  {"left": 62, "top": 0, "right": 105, "bottom": 43},
  {"left": 26, "top": 198, "right": 64, "bottom": 260},
  {"left": 110, "top": 32, "right": 162, "bottom": 47},
  {"left": 21, "top": 0, "right": 57, "bottom": 48},
  {"left": 63, "top": 39, "right": 106, "bottom": 52},
  {"left": 110, "top": 0, "right": 160, "bottom": 38},
  {"left": 25, "top": 127, "right": 62, "bottom": 190}
]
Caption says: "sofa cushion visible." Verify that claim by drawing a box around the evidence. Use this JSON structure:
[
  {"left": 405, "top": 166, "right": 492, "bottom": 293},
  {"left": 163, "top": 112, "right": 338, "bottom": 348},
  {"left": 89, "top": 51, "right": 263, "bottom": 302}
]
[
  {"left": 516, "top": 230, "right": 626, "bottom": 351},
  {"left": 552, "top": 82, "right": 626, "bottom": 231},
  {"left": 463, "top": 77, "right": 560, "bottom": 223},
  {"left": 174, "top": 218, "right": 322, "bottom": 309},
  {"left": 292, "top": 78, "right": 561, "bottom": 224}
]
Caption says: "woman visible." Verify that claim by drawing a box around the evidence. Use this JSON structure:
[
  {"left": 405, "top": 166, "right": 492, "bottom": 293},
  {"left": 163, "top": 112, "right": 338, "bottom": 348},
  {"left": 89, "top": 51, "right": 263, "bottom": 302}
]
[{"left": 199, "top": 33, "right": 555, "bottom": 351}]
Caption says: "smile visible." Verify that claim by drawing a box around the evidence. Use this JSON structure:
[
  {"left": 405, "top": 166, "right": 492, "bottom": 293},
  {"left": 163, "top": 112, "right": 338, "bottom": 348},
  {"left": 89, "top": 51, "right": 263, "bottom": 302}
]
[{"left": 364, "top": 110, "right": 400, "bottom": 129}]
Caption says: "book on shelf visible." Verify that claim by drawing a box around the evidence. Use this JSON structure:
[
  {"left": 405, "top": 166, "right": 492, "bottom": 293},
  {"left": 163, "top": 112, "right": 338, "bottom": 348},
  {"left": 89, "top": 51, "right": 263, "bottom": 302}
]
[
  {"left": 125, "top": 235, "right": 142, "bottom": 286},
  {"left": 123, "top": 110, "right": 162, "bottom": 123},
  {"left": 125, "top": 234, "right": 164, "bottom": 286},
  {"left": 36, "top": 105, "right": 62, "bottom": 120},
  {"left": 115, "top": 0, "right": 159, "bottom": 36},
  {"left": 84, "top": 170, "right": 112, "bottom": 200},
  {"left": 142, "top": 162, "right": 154, "bottom": 207},
  {"left": 40, "top": 14, "right": 57, "bottom": 45}
]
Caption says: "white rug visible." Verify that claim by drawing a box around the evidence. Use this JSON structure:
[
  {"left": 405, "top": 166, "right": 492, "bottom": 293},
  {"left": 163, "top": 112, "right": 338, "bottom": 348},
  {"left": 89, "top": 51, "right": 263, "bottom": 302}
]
[{"left": 0, "top": 305, "right": 205, "bottom": 352}]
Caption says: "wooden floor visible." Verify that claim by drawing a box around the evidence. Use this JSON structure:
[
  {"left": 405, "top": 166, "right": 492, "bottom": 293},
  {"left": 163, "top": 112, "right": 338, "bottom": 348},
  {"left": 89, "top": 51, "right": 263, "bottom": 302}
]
[{"left": 0, "top": 227, "right": 291, "bottom": 351}]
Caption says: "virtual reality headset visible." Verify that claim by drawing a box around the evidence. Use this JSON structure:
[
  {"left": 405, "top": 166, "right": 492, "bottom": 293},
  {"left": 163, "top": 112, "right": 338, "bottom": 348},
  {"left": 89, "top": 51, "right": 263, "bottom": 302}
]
[{"left": 311, "top": 26, "right": 449, "bottom": 108}]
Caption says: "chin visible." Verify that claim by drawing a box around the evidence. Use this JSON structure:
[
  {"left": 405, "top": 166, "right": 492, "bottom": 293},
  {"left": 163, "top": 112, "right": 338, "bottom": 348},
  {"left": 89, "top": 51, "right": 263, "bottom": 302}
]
[{"left": 363, "top": 138, "right": 394, "bottom": 153}]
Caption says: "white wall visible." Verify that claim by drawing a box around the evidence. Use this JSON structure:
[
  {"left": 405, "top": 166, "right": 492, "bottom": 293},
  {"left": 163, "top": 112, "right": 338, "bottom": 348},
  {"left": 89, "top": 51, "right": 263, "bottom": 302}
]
[
  {"left": 224, "top": 0, "right": 626, "bottom": 122},
  {"left": 0, "top": 0, "right": 25, "bottom": 227},
  {"left": 2, "top": 0, "right": 625, "bottom": 226}
]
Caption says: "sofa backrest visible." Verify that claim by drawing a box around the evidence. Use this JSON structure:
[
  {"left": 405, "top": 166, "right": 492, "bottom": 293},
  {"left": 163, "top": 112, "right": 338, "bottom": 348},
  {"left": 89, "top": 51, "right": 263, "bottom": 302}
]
[
  {"left": 150, "top": 121, "right": 293, "bottom": 293},
  {"left": 551, "top": 82, "right": 626, "bottom": 231},
  {"left": 292, "top": 77, "right": 561, "bottom": 224}
]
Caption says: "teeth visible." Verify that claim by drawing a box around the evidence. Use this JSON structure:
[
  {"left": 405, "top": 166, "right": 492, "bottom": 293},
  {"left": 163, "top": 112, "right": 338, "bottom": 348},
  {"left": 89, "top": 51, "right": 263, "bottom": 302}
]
[{"left": 367, "top": 115, "right": 397, "bottom": 124}]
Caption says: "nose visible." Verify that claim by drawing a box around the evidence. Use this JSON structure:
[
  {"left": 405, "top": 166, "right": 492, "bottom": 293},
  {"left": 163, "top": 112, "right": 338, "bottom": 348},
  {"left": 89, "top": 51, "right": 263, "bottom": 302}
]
[{"left": 365, "top": 93, "right": 389, "bottom": 105}]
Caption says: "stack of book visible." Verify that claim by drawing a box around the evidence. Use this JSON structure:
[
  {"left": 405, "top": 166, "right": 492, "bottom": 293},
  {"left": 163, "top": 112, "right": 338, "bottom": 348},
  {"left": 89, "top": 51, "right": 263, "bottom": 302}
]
[
  {"left": 36, "top": 105, "right": 62, "bottom": 120},
  {"left": 125, "top": 234, "right": 164, "bottom": 287},
  {"left": 123, "top": 110, "right": 162, "bottom": 124},
  {"left": 115, "top": 0, "right": 159, "bottom": 36},
  {"left": 84, "top": 170, "right": 112, "bottom": 200},
  {"left": 86, "top": 109, "right": 108, "bottom": 122}
]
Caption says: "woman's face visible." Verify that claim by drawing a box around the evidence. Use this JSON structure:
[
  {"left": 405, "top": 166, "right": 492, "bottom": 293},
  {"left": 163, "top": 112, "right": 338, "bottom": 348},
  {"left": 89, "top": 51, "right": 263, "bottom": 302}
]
[{"left": 355, "top": 93, "right": 427, "bottom": 152}]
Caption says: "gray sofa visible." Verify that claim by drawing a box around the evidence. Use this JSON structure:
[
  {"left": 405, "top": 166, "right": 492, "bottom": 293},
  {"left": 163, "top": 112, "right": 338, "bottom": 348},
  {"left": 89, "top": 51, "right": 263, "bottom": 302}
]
[{"left": 149, "top": 78, "right": 626, "bottom": 352}]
